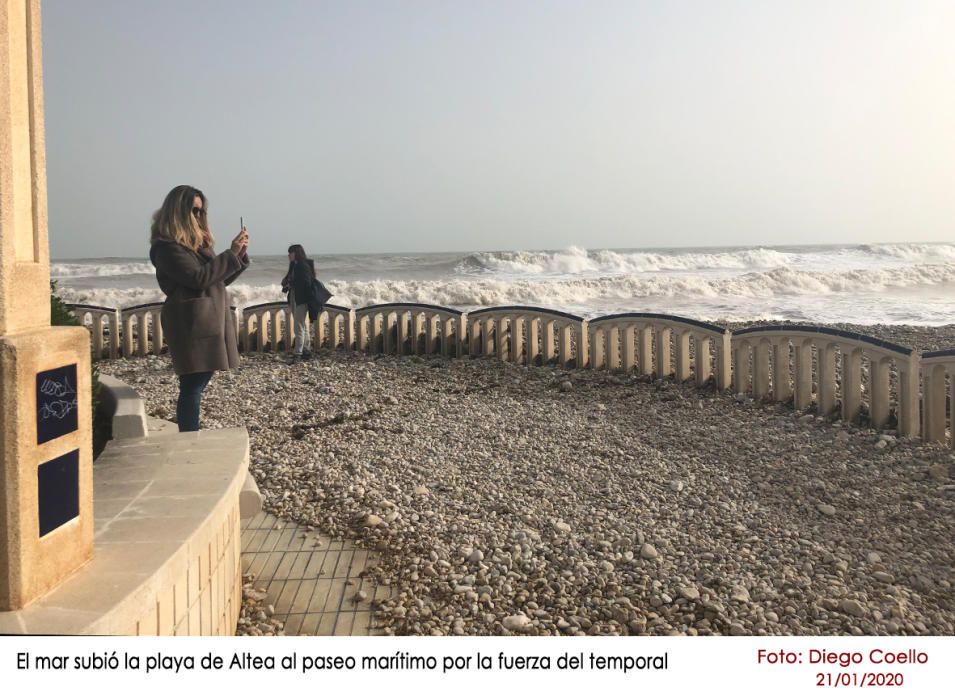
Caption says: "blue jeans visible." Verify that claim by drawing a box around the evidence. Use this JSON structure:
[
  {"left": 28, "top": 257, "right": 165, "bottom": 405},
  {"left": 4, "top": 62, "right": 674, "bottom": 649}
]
[{"left": 177, "top": 371, "right": 214, "bottom": 432}]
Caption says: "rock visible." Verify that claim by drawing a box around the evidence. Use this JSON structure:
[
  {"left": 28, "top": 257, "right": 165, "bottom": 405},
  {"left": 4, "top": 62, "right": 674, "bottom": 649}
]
[
  {"left": 502, "top": 614, "right": 531, "bottom": 632},
  {"left": 363, "top": 514, "right": 384, "bottom": 527},
  {"left": 816, "top": 503, "right": 836, "bottom": 516},
  {"left": 467, "top": 549, "right": 485, "bottom": 563},
  {"left": 872, "top": 572, "right": 894, "bottom": 584},
  {"left": 839, "top": 600, "right": 867, "bottom": 617},
  {"left": 730, "top": 586, "right": 751, "bottom": 603},
  {"left": 640, "top": 543, "right": 658, "bottom": 560},
  {"left": 554, "top": 521, "right": 572, "bottom": 535},
  {"left": 414, "top": 485, "right": 430, "bottom": 496},
  {"left": 679, "top": 586, "right": 700, "bottom": 601},
  {"left": 559, "top": 381, "right": 573, "bottom": 392}
]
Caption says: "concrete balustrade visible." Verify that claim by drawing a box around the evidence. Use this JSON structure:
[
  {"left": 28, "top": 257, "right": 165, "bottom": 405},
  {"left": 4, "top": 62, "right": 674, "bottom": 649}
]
[
  {"left": 120, "top": 303, "right": 164, "bottom": 357},
  {"left": 241, "top": 302, "right": 292, "bottom": 352},
  {"left": 466, "top": 306, "right": 587, "bottom": 368},
  {"left": 587, "top": 313, "right": 731, "bottom": 388},
  {"left": 69, "top": 304, "right": 121, "bottom": 359},
  {"left": 733, "top": 325, "right": 920, "bottom": 436},
  {"left": 69, "top": 302, "right": 955, "bottom": 444},
  {"left": 355, "top": 303, "right": 459, "bottom": 357}
]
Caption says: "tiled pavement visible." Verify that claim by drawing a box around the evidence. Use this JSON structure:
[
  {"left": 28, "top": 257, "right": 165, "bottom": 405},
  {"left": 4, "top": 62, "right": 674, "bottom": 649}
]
[{"left": 240, "top": 511, "right": 394, "bottom": 635}]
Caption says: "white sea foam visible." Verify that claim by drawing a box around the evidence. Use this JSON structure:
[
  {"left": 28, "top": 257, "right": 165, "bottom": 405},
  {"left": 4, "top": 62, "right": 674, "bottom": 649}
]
[
  {"left": 51, "top": 262, "right": 155, "bottom": 279},
  {"left": 58, "top": 262, "right": 955, "bottom": 319},
  {"left": 859, "top": 243, "right": 955, "bottom": 261},
  {"left": 459, "top": 246, "right": 794, "bottom": 276}
]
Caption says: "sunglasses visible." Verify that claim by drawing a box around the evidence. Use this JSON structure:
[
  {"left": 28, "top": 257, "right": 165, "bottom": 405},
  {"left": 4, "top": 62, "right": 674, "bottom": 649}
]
[{"left": 192, "top": 207, "right": 205, "bottom": 217}]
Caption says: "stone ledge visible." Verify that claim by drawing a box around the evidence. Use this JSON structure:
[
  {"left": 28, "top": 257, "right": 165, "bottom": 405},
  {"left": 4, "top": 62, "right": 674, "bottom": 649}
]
[
  {"left": 99, "top": 373, "right": 148, "bottom": 439},
  {"left": 0, "top": 427, "right": 249, "bottom": 634}
]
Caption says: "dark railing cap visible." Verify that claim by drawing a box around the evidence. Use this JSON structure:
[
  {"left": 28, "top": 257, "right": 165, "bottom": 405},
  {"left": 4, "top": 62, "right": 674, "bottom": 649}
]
[
  {"left": 66, "top": 303, "right": 117, "bottom": 313},
  {"left": 922, "top": 348, "right": 955, "bottom": 359},
  {"left": 734, "top": 324, "right": 913, "bottom": 356},
  {"left": 122, "top": 302, "right": 164, "bottom": 312},
  {"left": 357, "top": 302, "right": 463, "bottom": 315},
  {"left": 589, "top": 312, "right": 727, "bottom": 334},
  {"left": 467, "top": 305, "right": 584, "bottom": 322}
]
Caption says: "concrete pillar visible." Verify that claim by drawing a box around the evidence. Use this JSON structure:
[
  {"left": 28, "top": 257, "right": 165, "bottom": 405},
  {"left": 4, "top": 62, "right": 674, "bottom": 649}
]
[
  {"left": 753, "top": 342, "right": 771, "bottom": 399},
  {"left": 655, "top": 326, "right": 671, "bottom": 378},
  {"left": 1, "top": 0, "right": 94, "bottom": 610},
  {"left": 897, "top": 354, "right": 920, "bottom": 438},
  {"left": 716, "top": 330, "right": 732, "bottom": 390},
  {"left": 468, "top": 319, "right": 480, "bottom": 357},
  {"left": 344, "top": 309, "right": 355, "bottom": 351},
  {"left": 817, "top": 343, "right": 837, "bottom": 415},
  {"left": 123, "top": 313, "right": 135, "bottom": 356},
  {"left": 331, "top": 312, "right": 343, "bottom": 350},
  {"left": 639, "top": 326, "right": 653, "bottom": 376},
  {"left": 675, "top": 330, "right": 691, "bottom": 382},
  {"left": 511, "top": 317, "right": 525, "bottom": 364},
  {"left": 317, "top": 310, "right": 329, "bottom": 350},
  {"left": 841, "top": 348, "right": 862, "bottom": 422},
  {"left": 497, "top": 317, "right": 508, "bottom": 361},
  {"left": 413, "top": 312, "right": 424, "bottom": 355},
  {"left": 558, "top": 324, "right": 572, "bottom": 368},
  {"left": 576, "top": 320, "right": 588, "bottom": 369},
  {"left": 482, "top": 318, "right": 493, "bottom": 357},
  {"left": 92, "top": 314, "right": 104, "bottom": 359},
  {"left": 608, "top": 326, "right": 620, "bottom": 370},
  {"left": 772, "top": 340, "right": 791, "bottom": 402},
  {"left": 425, "top": 315, "right": 436, "bottom": 355},
  {"left": 793, "top": 340, "right": 812, "bottom": 409},
  {"left": 544, "top": 320, "right": 555, "bottom": 364},
  {"left": 733, "top": 342, "right": 749, "bottom": 395},
  {"left": 922, "top": 364, "right": 946, "bottom": 443},
  {"left": 527, "top": 318, "right": 540, "bottom": 365},
  {"left": 694, "top": 336, "right": 711, "bottom": 386},
  {"left": 372, "top": 314, "right": 383, "bottom": 353},
  {"left": 396, "top": 311, "right": 407, "bottom": 355},
  {"left": 622, "top": 325, "right": 635, "bottom": 372}
]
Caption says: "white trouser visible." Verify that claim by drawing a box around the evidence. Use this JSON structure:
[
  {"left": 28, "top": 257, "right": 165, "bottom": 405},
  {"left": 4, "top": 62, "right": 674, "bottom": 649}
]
[{"left": 290, "top": 300, "right": 310, "bottom": 354}]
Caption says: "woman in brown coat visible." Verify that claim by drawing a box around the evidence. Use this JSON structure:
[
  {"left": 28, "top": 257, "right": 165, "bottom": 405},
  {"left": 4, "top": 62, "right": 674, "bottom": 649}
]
[{"left": 149, "top": 185, "right": 250, "bottom": 431}]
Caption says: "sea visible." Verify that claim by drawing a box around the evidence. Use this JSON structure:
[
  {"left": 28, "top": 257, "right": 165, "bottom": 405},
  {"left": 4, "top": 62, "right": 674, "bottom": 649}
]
[{"left": 51, "top": 243, "right": 955, "bottom": 326}]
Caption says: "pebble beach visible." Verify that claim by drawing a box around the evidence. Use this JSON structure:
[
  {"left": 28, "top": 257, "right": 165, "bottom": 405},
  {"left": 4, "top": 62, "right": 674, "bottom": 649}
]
[{"left": 98, "top": 322, "right": 955, "bottom": 636}]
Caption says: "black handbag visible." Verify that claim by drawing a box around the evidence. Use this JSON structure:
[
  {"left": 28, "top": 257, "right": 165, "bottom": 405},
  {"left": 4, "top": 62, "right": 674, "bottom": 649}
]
[{"left": 311, "top": 278, "right": 333, "bottom": 306}]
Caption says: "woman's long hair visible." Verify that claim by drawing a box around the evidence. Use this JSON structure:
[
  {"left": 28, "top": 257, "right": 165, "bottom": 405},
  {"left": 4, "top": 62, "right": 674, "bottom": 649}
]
[
  {"left": 288, "top": 244, "right": 308, "bottom": 262},
  {"left": 150, "top": 185, "right": 214, "bottom": 251}
]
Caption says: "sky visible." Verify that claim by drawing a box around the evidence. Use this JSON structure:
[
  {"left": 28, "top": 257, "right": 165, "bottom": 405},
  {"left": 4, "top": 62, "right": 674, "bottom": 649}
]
[{"left": 41, "top": 0, "right": 955, "bottom": 259}]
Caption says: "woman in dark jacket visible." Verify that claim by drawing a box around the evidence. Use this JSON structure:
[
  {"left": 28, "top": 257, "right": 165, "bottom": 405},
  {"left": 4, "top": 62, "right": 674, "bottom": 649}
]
[
  {"left": 149, "top": 185, "right": 250, "bottom": 431},
  {"left": 281, "top": 244, "right": 316, "bottom": 358}
]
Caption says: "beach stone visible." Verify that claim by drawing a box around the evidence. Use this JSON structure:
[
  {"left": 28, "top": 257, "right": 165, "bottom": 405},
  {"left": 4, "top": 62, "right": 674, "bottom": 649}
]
[
  {"left": 502, "top": 614, "right": 531, "bottom": 632},
  {"left": 679, "top": 586, "right": 700, "bottom": 601},
  {"left": 730, "top": 586, "right": 751, "bottom": 603},
  {"left": 840, "top": 600, "right": 867, "bottom": 617},
  {"left": 363, "top": 514, "right": 384, "bottom": 527},
  {"left": 554, "top": 521, "right": 572, "bottom": 535},
  {"left": 640, "top": 543, "right": 658, "bottom": 560},
  {"left": 559, "top": 381, "right": 573, "bottom": 392},
  {"left": 816, "top": 503, "right": 836, "bottom": 516}
]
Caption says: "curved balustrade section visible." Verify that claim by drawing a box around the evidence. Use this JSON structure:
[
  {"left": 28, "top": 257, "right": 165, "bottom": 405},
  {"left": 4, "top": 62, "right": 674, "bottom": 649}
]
[
  {"left": 466, "top": 305, "right": 586, "bottom": 368},
  {"left": 733, "top": 325, "right": 920, "bottom": 436},
  {"left": 68, "top": 304, "right": 121, "bottom": 359},
  {"left": 356, "top": 303, "right": 462, "bottom": 357},
  {"left": 315, "top": 303, "right": 355, "bottom": 351},
  {"left": 120, "top": 303, "right": 165, "bottom": 357},
  {"left": 588, "top": 313, "right": 731, "bottom": 388},
  {"left": 241, "top": 302, "right": 292, "bottom": 353}
]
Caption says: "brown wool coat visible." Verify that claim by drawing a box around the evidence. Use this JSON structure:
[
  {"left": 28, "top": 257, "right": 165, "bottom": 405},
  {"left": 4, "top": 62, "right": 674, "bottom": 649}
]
[{"left": 149, "top": 239, "right": 250, "bottom": 376}]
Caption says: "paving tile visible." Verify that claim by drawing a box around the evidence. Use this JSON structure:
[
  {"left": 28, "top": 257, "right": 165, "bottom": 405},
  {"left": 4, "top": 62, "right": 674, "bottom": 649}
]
[{"left": 240, "top": 513, "right": 392, "bottom": 636}]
